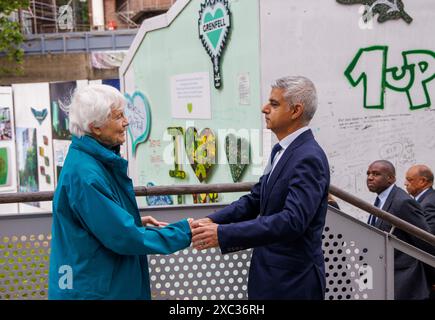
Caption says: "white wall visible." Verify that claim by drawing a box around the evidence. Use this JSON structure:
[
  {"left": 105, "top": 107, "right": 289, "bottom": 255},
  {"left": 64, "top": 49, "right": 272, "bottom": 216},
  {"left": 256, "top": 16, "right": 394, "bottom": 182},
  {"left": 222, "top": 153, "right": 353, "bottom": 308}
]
[{"left": 260, "top": 0, "right": 435, "bottom": 220}]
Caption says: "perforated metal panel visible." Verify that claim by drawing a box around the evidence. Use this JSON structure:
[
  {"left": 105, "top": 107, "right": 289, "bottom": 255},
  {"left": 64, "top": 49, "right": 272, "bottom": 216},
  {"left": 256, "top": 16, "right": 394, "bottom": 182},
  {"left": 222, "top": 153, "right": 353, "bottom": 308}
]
[
  {"left": 149, "top": 248, "right": 251, "bottom": 300},
  {"left": 0, "top": 232, "right": 51, "bottom": 300},
  {"left": 322, "top": 207, "right": 394, "bottom": 300},
  {"left": 323, "top": 227, "right": 370, "bottom": 300}
]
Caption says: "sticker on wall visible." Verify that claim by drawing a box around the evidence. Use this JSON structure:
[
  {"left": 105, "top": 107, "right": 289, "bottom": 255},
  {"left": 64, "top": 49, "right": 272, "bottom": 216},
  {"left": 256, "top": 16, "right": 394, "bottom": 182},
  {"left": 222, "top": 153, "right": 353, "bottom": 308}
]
[
  {"left": 198, "top": 0, "right": 232, "bottom": 89},
  {"left": 50, "top": 81, "right": 75, "bottom": 140},
  {"left": 0, "top": 147, "right": 11, "bottom": 186},
  {"left": 0, "top": 107, "right": 12, "bottom": 140},
  {"left": 225, "top": 134, "right": 250, "bottom": 183},
  {"left": 124, "top": 91, "right": 152, "bottom": 156},
  {"left": 185, "top": 127, "right": 216, "bottom": 183},
  {"left": 336, "top": 0, "right": 412, "bottom": 24},
  {"left": 53, "top": 139, "right": 71, "bottom": 185},
  {"left": 31, "top": 107, "right": 48, "bottom": 125},
  {"left": 145, "top": 182, "right": 173, "bottom": 206},
  {"left": 167, "top": 127, "right": 186, "bottom": 179},
  {"left": 170, "top": 72, "right": 212, "bottom": 119},
  {"left": 16, "top": 127, "right": 39, "bottom": 207}
]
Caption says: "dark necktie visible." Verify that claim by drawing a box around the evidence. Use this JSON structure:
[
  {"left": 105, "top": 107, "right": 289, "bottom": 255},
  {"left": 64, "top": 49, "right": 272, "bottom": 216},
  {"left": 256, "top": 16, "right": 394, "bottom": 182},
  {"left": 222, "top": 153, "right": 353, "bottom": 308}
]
[
  {"left": 368, "top": 196, "right": 380, "bottom": 226},
  {"left": 262, "top": 143, "right": 283, "bottom": 192},
  {"left": 270, "top": 143, "right": 283, "bottom": 166}
]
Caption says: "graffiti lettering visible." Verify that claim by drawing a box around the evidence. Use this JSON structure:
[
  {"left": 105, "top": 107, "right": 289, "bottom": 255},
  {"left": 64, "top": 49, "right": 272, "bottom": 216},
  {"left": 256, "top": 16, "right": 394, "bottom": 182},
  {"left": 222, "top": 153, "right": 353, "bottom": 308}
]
[{"left": 345, "top": 46, "right": 434, "bottom": 110}]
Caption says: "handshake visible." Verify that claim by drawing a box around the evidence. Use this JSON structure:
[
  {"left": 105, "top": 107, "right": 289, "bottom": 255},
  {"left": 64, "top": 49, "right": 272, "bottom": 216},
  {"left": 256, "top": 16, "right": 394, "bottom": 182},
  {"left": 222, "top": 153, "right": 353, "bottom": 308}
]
[
  {"left": 187, "top": 218, "right": 219, "bottom": 250},
  {"left": 141, "top": 216, "right": 219, "bottom": 250}
]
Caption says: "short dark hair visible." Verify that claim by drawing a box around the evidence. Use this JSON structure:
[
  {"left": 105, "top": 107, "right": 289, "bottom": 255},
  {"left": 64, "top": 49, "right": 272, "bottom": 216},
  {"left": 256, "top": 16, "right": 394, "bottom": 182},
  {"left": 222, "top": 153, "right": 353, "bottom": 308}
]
[{"left": 371, "top": 160, "right": 396, "bottom": 177}]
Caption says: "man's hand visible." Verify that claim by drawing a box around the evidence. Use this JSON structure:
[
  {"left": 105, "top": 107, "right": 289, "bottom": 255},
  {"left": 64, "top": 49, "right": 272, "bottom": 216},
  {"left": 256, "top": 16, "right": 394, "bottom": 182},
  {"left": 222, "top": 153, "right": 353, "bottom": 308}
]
[
  {"left": 141, "top": 216, "right": 168, "bottom": 227},
  {"left": 191, "top": 217, "right": 213, "bottom": 229},
  {"left": 192, "top": 222, "right": 219, "bottom": 250}
]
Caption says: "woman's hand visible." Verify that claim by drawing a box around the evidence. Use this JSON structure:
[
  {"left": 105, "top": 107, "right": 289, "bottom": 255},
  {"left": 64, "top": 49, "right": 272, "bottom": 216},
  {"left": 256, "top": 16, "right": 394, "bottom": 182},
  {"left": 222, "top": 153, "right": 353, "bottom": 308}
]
[{"left": 141, "top": 216, "right": 168, "bottom": 227}]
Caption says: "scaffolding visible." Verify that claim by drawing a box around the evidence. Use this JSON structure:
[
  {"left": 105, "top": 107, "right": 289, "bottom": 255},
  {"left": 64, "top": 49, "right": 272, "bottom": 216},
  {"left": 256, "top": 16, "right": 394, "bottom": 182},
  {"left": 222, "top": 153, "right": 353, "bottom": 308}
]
[{"left": 116, "top": 0, "right": 177, "bottom": 27}]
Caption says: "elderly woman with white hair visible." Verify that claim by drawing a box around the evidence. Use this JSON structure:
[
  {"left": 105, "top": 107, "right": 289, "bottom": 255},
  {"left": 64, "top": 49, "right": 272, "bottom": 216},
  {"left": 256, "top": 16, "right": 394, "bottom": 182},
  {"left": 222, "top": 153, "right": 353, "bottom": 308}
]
[{"left": 48, "top": 84, "right": 192, "bottom": 300}]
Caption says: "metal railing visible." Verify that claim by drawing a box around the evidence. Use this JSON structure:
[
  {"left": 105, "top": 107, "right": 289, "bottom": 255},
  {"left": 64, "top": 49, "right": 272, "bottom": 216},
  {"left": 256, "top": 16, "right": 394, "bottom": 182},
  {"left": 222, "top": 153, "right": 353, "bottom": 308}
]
[
  {"left": 329, "top": 185, "right": 435, "bottom": 247},
  {"left": 1, "top": 182, "right": 434, "bottom": 248}
]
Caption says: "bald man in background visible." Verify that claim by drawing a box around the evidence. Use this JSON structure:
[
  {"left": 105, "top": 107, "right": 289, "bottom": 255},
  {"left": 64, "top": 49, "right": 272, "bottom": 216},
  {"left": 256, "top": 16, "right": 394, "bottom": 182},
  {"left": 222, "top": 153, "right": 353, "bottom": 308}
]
[
  {"left": 405, "top": 165, "right": 435, "bottom": 234},
  {"left": 405, "top": 164, "right": 435, "bottom": 299}
]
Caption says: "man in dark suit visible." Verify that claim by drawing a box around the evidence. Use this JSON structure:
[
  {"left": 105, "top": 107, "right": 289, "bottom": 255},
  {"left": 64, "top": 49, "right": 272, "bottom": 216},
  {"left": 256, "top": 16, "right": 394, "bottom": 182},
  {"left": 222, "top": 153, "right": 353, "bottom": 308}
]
[
  {"left": 191, "top": 76, "right": 330, "bottom": 300},
  {"left": 405, "top": 165, "right": 435, "bottom": 234},
  {"left": 404, "top": 164, "right": 435, "bottom": 299},
  {"left": 366, "top": 160, "right": 431, "bottom": 299}
]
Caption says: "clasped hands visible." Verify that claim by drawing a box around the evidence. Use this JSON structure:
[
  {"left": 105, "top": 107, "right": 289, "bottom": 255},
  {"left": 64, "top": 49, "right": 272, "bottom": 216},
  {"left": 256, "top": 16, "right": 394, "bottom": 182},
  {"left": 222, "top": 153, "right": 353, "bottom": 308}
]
[
  {"left": 141, "top": 216, "right": 219, "bottom": 250},
  {"left": 189, "top": 218, "right": 219, "bottom": 250}
]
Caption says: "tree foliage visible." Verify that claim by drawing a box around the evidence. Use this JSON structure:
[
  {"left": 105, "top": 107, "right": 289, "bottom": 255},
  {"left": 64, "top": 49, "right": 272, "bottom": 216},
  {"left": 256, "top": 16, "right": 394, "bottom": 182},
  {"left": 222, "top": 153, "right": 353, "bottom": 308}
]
[{"left": 0, "top": 0, "right": 29, "bottom": 74}]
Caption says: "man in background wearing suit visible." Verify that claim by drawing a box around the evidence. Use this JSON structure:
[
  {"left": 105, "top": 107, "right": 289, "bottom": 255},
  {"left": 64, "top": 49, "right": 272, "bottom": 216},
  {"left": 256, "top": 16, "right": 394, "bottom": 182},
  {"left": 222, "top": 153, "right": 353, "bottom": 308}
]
[
  {"left": 366, "top": 160, "right": 431, "bottom": 299},
  {"left": 191, "top": 76, "right": 330, "bottom": 300},
  {"left": 404, "top": 164, "right": 435, "bottom": 299}
]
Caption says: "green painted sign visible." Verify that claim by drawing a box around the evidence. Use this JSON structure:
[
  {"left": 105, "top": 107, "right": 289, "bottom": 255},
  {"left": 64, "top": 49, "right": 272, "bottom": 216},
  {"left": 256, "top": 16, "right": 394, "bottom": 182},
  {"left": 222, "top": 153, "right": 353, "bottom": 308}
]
[{"left": 198, "top": 0, "right": 231, "bottom": 89}]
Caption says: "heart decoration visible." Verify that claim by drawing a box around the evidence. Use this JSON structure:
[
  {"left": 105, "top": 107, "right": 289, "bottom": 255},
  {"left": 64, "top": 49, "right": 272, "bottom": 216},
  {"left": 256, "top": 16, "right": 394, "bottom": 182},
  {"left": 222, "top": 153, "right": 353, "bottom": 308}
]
[
  {"left": 124, "top": 91, "right": 152, "bottom": 156},
  {"left": 185, "top": 127, "right": 216, "bottom": 183},
  {"left": 225, "top": 134, "right": 250, "bottom": 182},
  {"left": 198, "top": 0, "right": 231, "bottom": 89},
  {"left": 31, "top": 107, "right": 48, "bottom": 125},
  {"left": 187, "top": 103, "right": 193, "bottom": 113}
]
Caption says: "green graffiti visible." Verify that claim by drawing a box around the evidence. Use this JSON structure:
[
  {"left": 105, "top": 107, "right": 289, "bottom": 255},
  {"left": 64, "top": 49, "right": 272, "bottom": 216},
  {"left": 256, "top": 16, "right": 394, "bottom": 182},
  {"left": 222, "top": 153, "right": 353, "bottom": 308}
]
[
  {"left": 336, "top": 0, "right": 412, "bottom": 24},
  {"left": 345, "top": 46, "right": 387, "bottom": 109},
  {"left": 167, "top": 127, "right": 186, "bottom": 179},
  {"left": 386, "top": 50, "right": 435, "bottom": 109},
  {"left": 345, "top": 46, "right": 435, "bottom": 110}
]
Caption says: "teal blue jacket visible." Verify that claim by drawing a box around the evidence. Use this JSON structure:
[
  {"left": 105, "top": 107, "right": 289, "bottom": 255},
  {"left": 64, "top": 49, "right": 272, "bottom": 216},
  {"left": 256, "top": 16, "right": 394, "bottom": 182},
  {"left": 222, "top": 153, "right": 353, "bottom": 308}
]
[{"left": 48, "top": 135, "right": 191, "bottom": 299}]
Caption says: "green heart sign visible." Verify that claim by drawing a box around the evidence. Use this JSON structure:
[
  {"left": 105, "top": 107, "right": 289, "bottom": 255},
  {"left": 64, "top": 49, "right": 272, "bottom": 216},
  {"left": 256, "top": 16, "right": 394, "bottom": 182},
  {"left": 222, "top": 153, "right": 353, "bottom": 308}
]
[
  {"left": 185, "top": 127, "right": 216, "bottom": 183},
  {"left": 199, "top": 0, "right": 231, "bottom": 89},
  {"left": 204, "top": 9, "right": 224, "bottom": 49},
  {"left": 225, "top": 134, "right": 250, "bottom": 182}
]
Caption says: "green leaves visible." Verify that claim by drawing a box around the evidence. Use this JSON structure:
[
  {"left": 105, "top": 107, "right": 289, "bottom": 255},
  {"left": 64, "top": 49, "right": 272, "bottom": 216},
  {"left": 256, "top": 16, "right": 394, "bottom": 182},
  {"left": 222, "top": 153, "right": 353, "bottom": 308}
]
[{"left": 0, "top": 0, "right": 29, "bottom": 74}]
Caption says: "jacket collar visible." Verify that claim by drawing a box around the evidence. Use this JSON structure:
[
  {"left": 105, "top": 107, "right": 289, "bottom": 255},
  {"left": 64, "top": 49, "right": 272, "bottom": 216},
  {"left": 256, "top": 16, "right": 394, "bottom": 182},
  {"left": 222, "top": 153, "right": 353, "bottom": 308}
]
[
  {"left": 381, "top": 184, "right": 398, "bottom": 212},
  {"left": 415, "top": 187, "right": 432, "bottom": 202},
  {"left": 71, "top": 135, "right": 127, "bottom": 170},
  {"left": 261, "top": 129, "right": 314, "bottom": 211}
]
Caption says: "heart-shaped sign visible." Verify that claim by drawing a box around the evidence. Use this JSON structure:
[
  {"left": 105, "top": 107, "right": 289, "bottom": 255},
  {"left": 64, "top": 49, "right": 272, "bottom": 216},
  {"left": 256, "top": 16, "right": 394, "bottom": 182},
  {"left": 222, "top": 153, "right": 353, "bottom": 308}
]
[
  {"left": 124, "top": 91, "right": 152, "bottom": 156},
  {"left": 185, "top": 127, "right": 216, "bottom": 182},
  {"left": 204, "top": 9, "right": 225, "bottom": 50},
  {"left": 198, "top": 0, "right": 231, "bottom": 89},
  {"left": 225, "top": 134, "right": 250, "bottom": 182}
]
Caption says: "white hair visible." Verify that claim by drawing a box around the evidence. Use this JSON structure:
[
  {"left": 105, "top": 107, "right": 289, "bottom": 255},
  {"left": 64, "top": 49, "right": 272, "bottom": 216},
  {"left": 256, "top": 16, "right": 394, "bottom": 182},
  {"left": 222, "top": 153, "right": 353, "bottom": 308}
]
[
  {"left": 271, "top": 76, "right": 318, "bottom": 124},
  {"left": 68, "top": 84, "right": 126, "bottom": 137}
]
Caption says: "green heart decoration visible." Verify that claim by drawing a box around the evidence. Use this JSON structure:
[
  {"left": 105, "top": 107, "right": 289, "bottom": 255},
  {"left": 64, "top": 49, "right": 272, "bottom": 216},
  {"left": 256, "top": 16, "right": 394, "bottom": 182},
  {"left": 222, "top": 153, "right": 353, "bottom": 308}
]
[
  {"left": 185, "top": 127, "right": 216, "bottom": 183},
  {"left": 124, "top": 91, "right": 152, "bottom": 156},
  {"left": 198, "top": 0, "right": 231, "bottom": 89},
  {"left": 187, "top": 103, "right": 193, "bottom": 113},
  {"left": 225, "top": 134, "right": 250, "bottom": 182}
]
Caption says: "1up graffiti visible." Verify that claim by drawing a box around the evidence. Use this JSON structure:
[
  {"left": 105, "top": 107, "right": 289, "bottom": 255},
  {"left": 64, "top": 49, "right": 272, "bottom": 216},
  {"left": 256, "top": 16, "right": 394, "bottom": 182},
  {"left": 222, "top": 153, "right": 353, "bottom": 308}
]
[{"left": 345, "top": 46, "right": 435, "bottom": 110}]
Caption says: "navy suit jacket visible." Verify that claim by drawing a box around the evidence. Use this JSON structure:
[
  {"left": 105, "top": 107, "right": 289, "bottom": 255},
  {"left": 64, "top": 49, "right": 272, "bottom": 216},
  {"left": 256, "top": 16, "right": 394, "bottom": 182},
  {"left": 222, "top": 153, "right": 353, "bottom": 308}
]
[
  {"left": 208, "top": 130, "right": 330, "bottom": 300},
  {"left": 374, "top": 185, "right": 431, "bottom": 299},
  {"left": 417, "top": 188, "right": 435, "bottom": 286},
  {"left": 418, "top": 188, "right": 435, "bottom": 235}
]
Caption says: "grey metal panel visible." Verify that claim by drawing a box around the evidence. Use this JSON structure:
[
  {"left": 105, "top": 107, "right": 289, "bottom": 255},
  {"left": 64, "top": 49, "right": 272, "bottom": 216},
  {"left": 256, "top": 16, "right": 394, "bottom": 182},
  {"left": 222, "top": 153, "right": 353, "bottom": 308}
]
[
  {"left": 2, "top": 31, "right": 138, "bottom": 56},
  {"left": 0, "top": 206, "right": 394, "bottom": 300},
  {"left": 0, "top": 214, "right": 52, "bottom": 300},
  {"left": 323, "top": 207, "right": 394, "bottom": 300}
]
